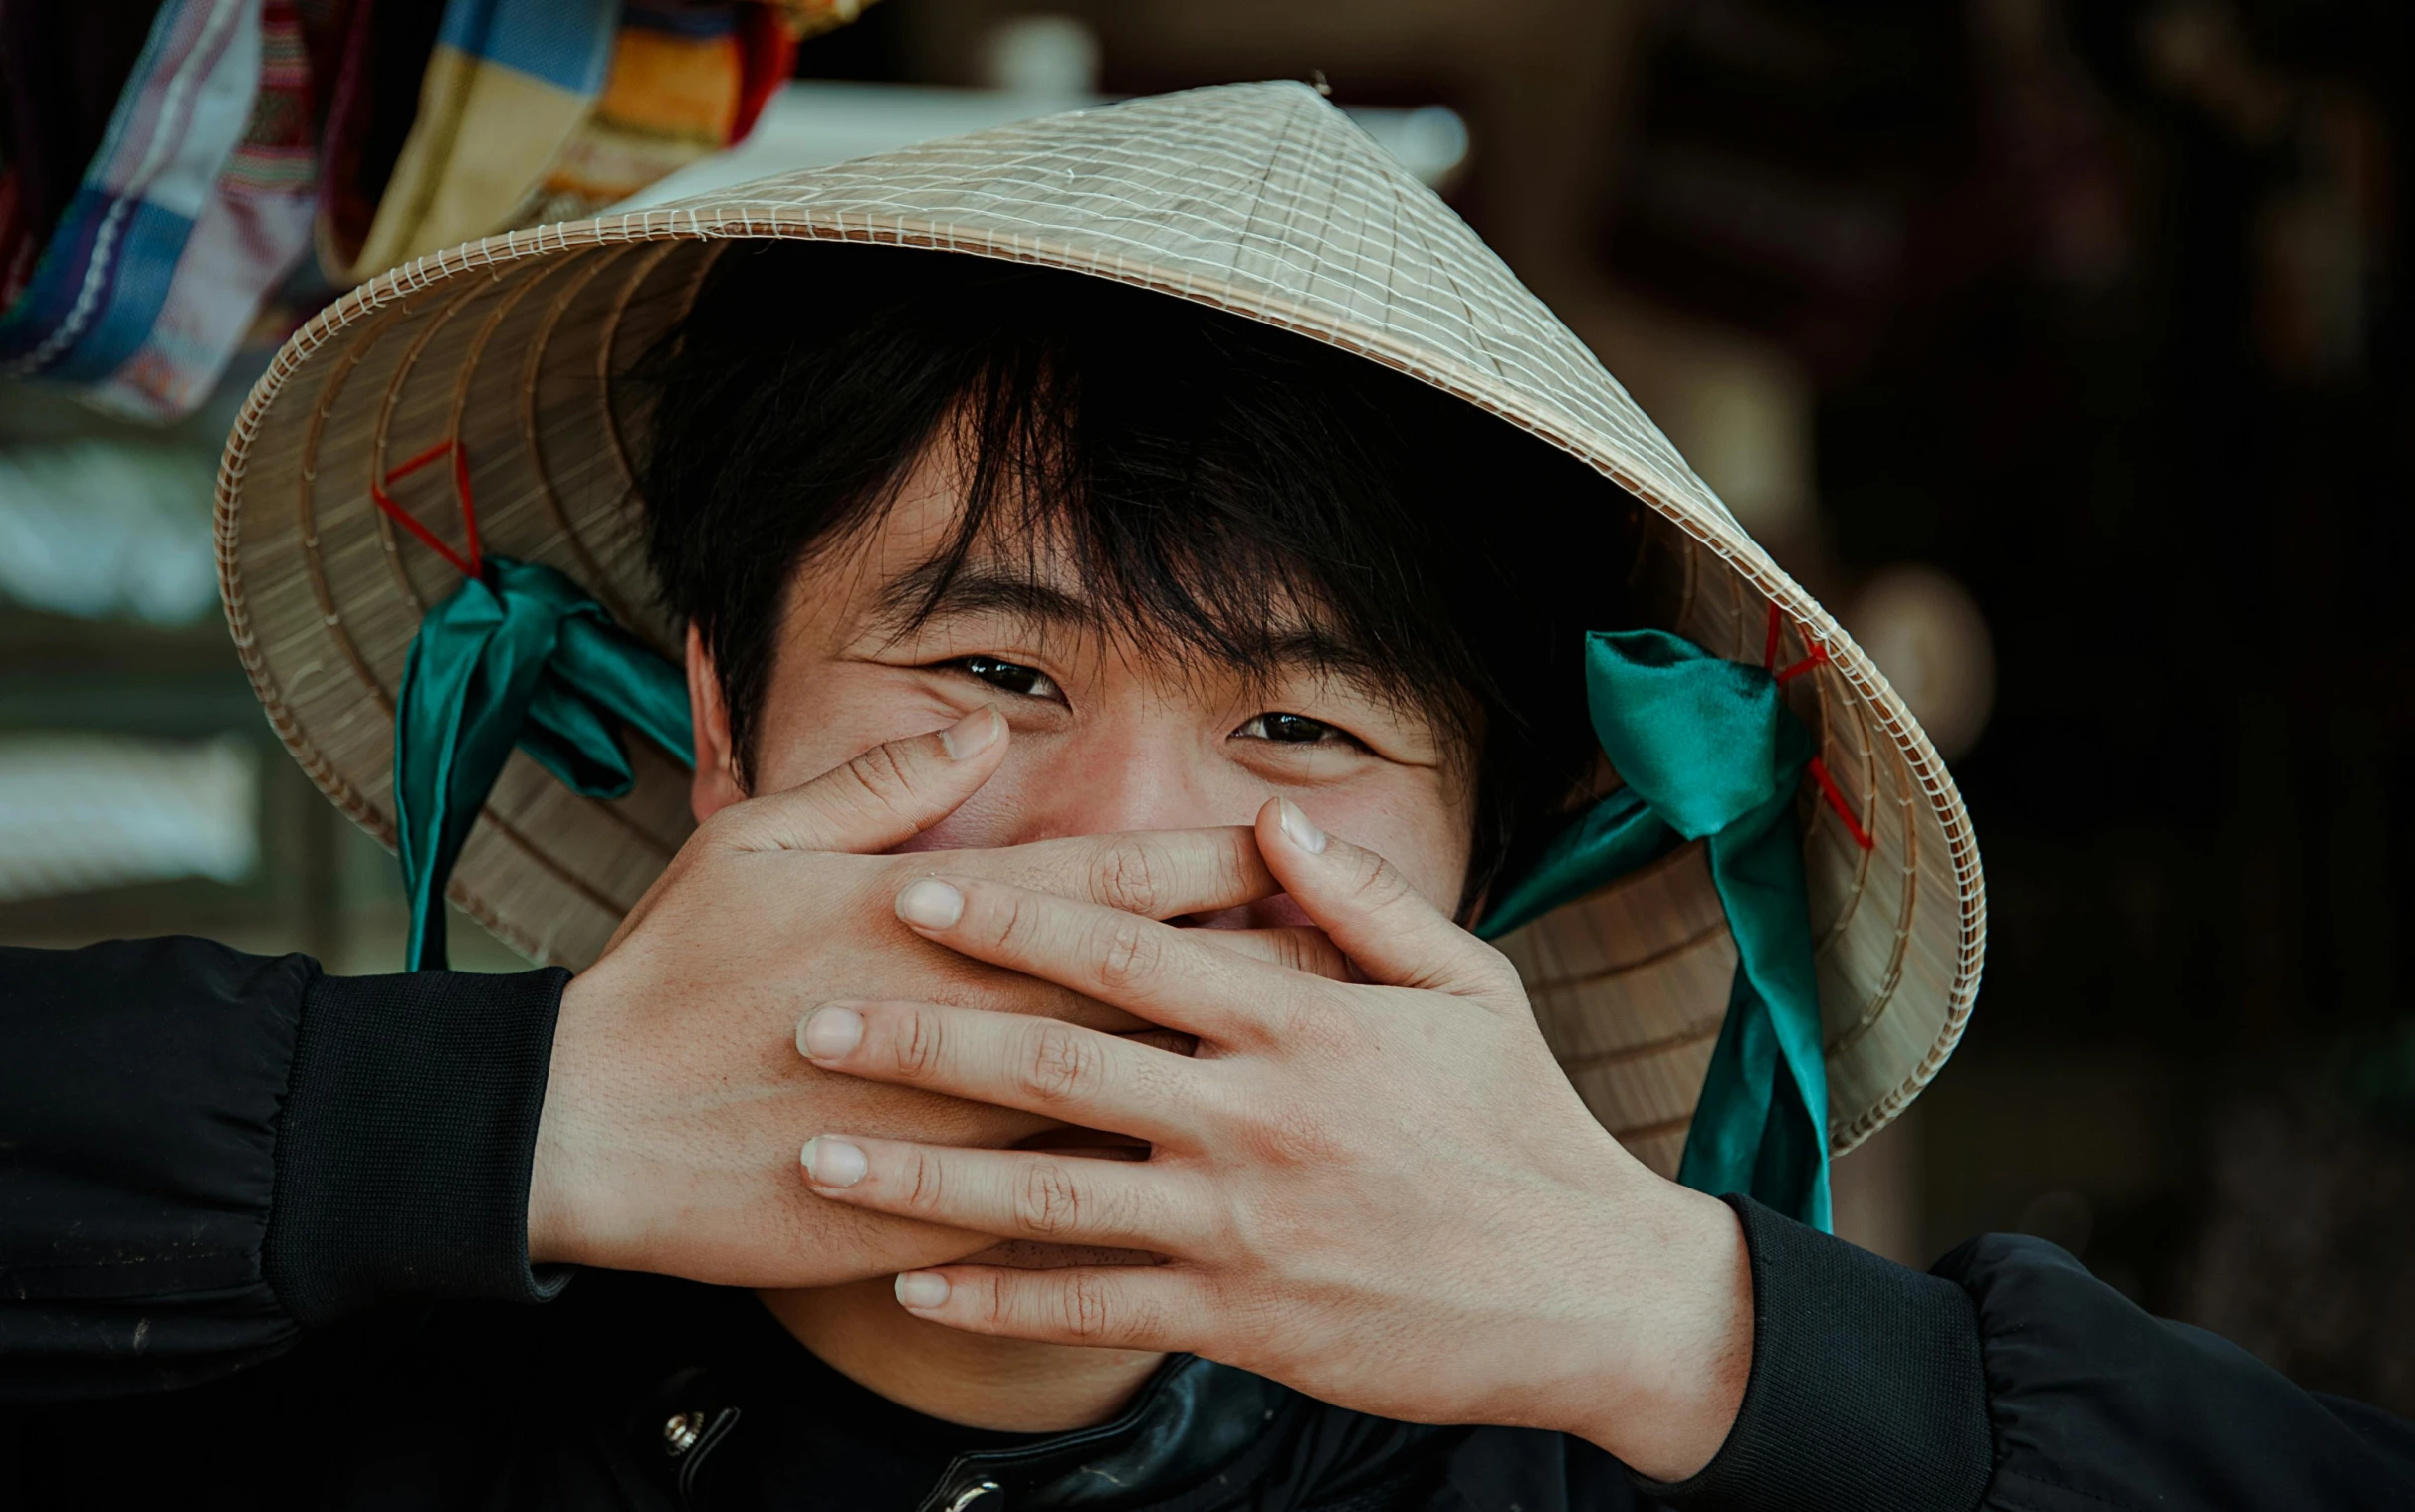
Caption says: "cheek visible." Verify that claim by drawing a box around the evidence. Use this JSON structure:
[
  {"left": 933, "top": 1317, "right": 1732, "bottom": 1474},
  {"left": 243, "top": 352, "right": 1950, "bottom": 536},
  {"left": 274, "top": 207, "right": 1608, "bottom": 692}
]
[
  {"left": 1298, "top": 778, "right": 1474, "bottom": 911},
  {"left": 744, "top": 668, "right": 965, "bottom": 799},
  {"left": 887, "top": 786, "right": 1032, "bottom": 853}
]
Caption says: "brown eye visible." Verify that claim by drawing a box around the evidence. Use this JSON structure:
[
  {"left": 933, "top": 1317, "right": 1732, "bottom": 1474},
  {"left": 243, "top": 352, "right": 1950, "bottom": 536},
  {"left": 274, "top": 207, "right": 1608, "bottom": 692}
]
[
  {"left": 961, "top": 656, "right": 1060, "bottom": 700},
  {"left": 1237, "top": 712, "right": 1339, "bottom": 745}
]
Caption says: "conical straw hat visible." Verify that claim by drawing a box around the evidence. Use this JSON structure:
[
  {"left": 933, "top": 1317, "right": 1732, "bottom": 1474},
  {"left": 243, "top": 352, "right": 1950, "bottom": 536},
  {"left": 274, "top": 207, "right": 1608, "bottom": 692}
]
[{"left": 216, "top": 82, "right": 1983, "bottom": 1173}]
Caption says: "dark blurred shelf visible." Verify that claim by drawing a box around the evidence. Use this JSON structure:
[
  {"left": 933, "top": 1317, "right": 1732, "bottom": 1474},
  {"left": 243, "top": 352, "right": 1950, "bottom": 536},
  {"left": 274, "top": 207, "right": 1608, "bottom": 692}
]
[{"left": 0, "top": 606, "right": 260, "bottom": 737}]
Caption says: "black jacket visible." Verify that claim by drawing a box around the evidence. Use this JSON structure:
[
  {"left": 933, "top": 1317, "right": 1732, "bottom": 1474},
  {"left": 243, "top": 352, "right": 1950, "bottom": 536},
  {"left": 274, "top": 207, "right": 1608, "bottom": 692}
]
[{"left": 3, "top": 937, "right": 2412, "bottom": 1511}]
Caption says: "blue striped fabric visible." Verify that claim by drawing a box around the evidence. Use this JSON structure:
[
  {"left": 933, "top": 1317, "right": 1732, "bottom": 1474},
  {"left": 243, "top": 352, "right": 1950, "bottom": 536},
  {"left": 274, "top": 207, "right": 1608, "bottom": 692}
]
[{"left": 0, "top": 0, "right": 259, "bottom": 382}]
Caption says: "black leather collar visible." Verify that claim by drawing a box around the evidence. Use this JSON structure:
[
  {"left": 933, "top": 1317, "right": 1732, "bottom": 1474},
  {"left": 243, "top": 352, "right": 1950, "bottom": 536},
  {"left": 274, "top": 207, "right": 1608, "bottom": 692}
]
[
  {"left": 617, "top": 1279, "right": 1317, "bottom": 1512},
  {"left": 906, "top": 1356, "right": 1298, "bottom": 1512}
]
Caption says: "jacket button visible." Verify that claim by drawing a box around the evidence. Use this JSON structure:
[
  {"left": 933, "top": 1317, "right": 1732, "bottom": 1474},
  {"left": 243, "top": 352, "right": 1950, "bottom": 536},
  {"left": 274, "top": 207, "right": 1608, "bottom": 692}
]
[{"left": 662, "top": 1411, "right": 706, "bottom": 1457}]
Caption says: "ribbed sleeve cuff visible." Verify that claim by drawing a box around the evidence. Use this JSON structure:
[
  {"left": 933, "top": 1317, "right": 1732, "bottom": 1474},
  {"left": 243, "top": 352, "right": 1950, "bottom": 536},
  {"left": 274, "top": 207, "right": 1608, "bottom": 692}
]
[
  {"left": 1638, "top": 1196, "right": 1995, "bottom": 1512},
  {"left": 262, "top": 966, "right": 573, "bottom": 1325}
]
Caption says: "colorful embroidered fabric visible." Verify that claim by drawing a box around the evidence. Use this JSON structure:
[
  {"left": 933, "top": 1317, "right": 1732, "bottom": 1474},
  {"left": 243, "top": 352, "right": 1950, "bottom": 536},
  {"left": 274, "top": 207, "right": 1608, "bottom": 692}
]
[
  {"left": 92, "top": 0, "right": 319, "bottom": 419},
  {"left": 320, "top": 0, "right": 619, "bottom": 285},
  {"left": 0, "top": 0, "right": 322, "bottom": 420},
  {"left": 1, "top": 0, "right": 866, "bottom": 420},
  {"left": 516, "top": 1, "right": 766, "bottom": 227},
  {"left": 0, "top": 0, "right": 170, "bottom": 313}
]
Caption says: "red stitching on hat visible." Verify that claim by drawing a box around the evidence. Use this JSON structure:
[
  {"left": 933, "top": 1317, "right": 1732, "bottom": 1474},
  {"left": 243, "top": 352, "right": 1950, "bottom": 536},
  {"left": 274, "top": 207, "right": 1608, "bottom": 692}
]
[
  {"left": 452, "top": 442, "right": 482, "bottom": 575},
  {"left": 1806, "top": 756, "right": 1875, "bottom": 851},
  {"left": 1775, "top": 645, "right": 1830, "bottom": 684},
  {"left": 368, "top": 439, "right": 484, "bottom": 580},
  {"left": 1766, "top": 604, "right": 1865, "bottom": 843}
]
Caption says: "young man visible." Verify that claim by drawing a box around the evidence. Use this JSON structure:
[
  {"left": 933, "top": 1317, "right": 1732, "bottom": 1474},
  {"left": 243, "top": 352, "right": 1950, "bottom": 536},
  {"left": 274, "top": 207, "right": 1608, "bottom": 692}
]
[{"left": 7, "top": 84, "right": 2413, "bottom": 1510}]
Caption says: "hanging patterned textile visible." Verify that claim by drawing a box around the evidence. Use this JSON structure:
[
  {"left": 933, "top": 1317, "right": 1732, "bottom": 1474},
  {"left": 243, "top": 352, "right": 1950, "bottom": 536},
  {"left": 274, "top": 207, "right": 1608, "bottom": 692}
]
[
  {"left": 0, "top": 0, "right": 321, "bottom": 421},
  {"left": 1, "top": 0, "right": 879, "bottom": 420}
]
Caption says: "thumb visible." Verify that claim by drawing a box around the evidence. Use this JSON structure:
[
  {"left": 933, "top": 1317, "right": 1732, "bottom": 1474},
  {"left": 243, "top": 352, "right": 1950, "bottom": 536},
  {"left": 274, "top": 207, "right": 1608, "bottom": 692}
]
[
  {"left": 717, "top": 706, "right": 1007, "bottom": 855},
  {"left": 1253, "top": 797, "right": 1512, "bottom": 1000}
]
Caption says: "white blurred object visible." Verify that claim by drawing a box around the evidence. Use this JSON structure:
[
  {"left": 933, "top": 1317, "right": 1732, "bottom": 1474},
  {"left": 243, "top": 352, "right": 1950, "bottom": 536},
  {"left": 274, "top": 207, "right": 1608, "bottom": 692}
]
[
  {"left": 0, "top": 440, "right": 220, "bottom": 623},
  {"left": 1848, "top": 565, "right": 1997, "bottom": 762},
  {"left": 0, "top": 735, "right": 259, "bottom": 900},
  {"left": 613, "top": 83, "right": 1471, "bottom": 210},
  {"left": 980, "top": 15, "right": 1101, "bottom": 98},
  {"left": 1388, "top": 105, "right": 1471, "bottom": 191},
  {"left": 1679, "top": 360, "right": 1814, "bottom": 540}
]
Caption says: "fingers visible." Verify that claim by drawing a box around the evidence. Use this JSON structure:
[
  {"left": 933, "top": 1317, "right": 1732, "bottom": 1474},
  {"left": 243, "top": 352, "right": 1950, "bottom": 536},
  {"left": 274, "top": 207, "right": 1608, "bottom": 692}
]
[
  {"left": 1254, "top": 799, "right": 1516, "bottom": 999},
  {"left": 890, "top": 1263, "right": 1203, "bottom": 1351},
  {"left": 716, "top": 707, "right": 1008, "bottom": 855},
  {"left": 797, "top": 1000, "right": 1201, "bottom": 1141},
  {"left": 968, "top": 827, "right": 1277, "bottom": 921},
  {"left": 799, "top": 1134, "right": 1211, "bottom": 1251},
  {"left": 1186, "top": 926, "right": 1353, "bottom": 982},
  {"left": 890, "top": 876, "right": 1285, "bottom": 1039}
]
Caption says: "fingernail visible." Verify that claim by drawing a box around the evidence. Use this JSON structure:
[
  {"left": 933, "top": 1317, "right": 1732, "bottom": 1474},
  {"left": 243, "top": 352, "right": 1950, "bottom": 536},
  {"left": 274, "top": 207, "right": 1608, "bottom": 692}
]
[
  {"left": 896, "top": 1271, "right": 951, "bottom": 1309},
  {"left": 896, "top": 878, "right": 964, "bottom": 929},
  {"left": 801, "top": 1136, "right": 867, "bottom": 1188},
  {"left": 1277, "top": 799, "right": 1328, "bottom": 855},
  {"left": 798, "top": 1005, "right": 864, "bottom": 1060},
  {"left": 940, "top": 705, "right": 1001, "bottom": 759}
]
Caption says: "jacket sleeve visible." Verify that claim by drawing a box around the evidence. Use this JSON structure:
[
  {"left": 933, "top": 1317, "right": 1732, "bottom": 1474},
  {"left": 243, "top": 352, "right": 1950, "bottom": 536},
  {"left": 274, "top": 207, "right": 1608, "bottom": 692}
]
[
  {"left": 1640, "top": 1196, "right": 2415, "bottom": 1512},
  {"left": 0, "top": 937, "right": 571, "bottom": 1402}
]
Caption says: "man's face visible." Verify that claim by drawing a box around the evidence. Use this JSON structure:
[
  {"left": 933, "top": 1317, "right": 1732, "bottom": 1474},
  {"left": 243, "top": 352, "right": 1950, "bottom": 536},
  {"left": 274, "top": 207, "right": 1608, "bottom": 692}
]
[{"left": 685, "top": 442, "right": 1477, "bottom": 918}]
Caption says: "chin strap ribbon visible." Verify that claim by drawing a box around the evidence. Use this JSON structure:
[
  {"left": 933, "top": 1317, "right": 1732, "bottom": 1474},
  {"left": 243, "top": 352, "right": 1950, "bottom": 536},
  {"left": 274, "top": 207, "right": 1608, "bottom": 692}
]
[
  {"left": 378, "top": 441, "right": 693, "bottom": 971},
  {"left": 1478, "top": 623, "right": 1855, "bottom": 1231}
]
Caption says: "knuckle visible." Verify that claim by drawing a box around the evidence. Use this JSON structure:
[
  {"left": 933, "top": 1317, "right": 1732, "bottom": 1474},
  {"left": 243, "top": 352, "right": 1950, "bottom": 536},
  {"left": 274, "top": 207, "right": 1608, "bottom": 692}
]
[
  {"left": 989, "top": 890, "right": 1041, "bottom": 954},
  {"left": 903, "top": 1149, "right": 947, "bottom": 1216},
  {"left": 1015, "top": 1161, "right": 1084, "bottom": 1237},
  {"left": 892, "top": 1009, "right": 947, "bottom": 1081},
  {"left": 1277, "top": 929, "right": 1349, "bottom": 980},
  {"left": 1019, "top": 1023, "right": 1104, "bottom": 1106},
  {"left": 1088, "top": 839, "right": 1164, "bottom": 916},
  {"left": 1344, "top": 847, "right": 1410, "bottom": 907},
  {"left": 972, "top": 1269, "right": 1014, "bottom": 1326},
  {"left": 842, "top": 743, "right": 921, "bottom": 814},
  {"left": 1062, "top": 1272, "right": 1113, "bottom": 1341},
  {"left": 1469, "top": 939, "right": 1521, "bottom": 989},
  {"left": 1094, "top": 916, "right": 1164, "bottom": 993}
]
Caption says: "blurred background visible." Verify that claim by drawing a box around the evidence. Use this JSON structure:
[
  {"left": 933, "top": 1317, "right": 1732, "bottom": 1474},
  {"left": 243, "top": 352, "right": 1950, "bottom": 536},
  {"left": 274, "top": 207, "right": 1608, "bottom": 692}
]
[{"left": 4, "top": 0, "right": 2410, "bottom": 1411}]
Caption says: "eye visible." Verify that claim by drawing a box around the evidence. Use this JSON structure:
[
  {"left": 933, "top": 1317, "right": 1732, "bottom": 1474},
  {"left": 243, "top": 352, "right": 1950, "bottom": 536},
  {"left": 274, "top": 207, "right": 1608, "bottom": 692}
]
[
  {"left": 959, "top": 655, "right": 1062, "bottom": 701},
  {"left": 1233, "top": 712, "right": 1349, "bottom": 746}
]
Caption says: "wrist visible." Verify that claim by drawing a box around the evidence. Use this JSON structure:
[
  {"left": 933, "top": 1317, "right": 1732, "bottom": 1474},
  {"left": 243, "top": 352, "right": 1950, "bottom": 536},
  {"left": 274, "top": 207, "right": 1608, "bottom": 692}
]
[
  {"left": 526, "top": 1100, "right": 583, "bottom": 1266},
  {"left": 1552, "top": 1175, "right": 1753, "bottom": 1481},
  {"left": 527, "top": 971, "right": 605, "bottom": 1267}
]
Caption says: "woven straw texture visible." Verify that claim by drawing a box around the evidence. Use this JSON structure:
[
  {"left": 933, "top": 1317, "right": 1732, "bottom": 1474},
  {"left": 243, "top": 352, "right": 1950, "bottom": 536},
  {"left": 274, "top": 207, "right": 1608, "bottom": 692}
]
[{"left": 215, "top": 82, "right": 1984, "bottom": 1168}]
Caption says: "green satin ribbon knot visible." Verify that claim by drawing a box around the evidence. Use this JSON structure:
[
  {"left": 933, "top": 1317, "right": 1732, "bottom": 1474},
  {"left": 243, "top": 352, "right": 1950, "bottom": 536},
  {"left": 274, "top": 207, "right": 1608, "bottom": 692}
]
[
  {"left": 394, "top": 556, "right": 694, "bottom": 971},
  {"left": 1479, "top": 629, "right": 1833, "bottom": 1230}
]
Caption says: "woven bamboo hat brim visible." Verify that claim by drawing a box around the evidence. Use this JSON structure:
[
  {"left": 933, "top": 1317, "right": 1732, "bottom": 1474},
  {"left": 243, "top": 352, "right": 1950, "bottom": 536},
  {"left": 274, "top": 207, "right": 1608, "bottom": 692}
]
[{"left": 216, "top": 81, "right": 1983, "bottom": 1171}]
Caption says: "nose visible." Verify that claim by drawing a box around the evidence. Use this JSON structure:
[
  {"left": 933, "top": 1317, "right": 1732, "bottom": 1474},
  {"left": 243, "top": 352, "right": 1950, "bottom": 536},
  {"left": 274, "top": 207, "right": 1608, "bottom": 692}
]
[{"left": 1014, "top": 720, "right": 1232, "bottom": 840}]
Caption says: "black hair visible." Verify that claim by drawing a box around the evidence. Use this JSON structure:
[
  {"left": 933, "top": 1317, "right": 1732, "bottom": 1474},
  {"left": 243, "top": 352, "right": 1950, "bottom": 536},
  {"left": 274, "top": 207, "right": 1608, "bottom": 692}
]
[{"left": 630, "top": 240, "right": 1632, "bottom": 915}]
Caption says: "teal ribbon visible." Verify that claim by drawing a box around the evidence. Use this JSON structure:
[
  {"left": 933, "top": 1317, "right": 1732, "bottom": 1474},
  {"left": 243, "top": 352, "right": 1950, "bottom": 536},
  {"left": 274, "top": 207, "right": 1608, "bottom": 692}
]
[
  {"left": 394, "top": 556, "right": 694, "bottom": 971},
  {"left": 1480, "top": 630, "right": 1833, "bottom": 1230}
]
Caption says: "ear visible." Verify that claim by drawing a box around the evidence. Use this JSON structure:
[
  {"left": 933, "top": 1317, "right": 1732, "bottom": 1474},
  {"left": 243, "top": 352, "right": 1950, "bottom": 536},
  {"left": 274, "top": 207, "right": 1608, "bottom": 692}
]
[{"left": 686, "top": 621, "right": 748, "bottom": 823}]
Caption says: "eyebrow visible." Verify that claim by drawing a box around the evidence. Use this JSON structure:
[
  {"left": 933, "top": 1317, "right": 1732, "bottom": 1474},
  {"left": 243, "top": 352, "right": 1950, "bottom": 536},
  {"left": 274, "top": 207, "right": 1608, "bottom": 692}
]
[
  {"left": 871, "top": 555, "right": 1094, "bottom": 637},
  {"left": 869, "top": 555, "right": 1406, "bottom": 696}
]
